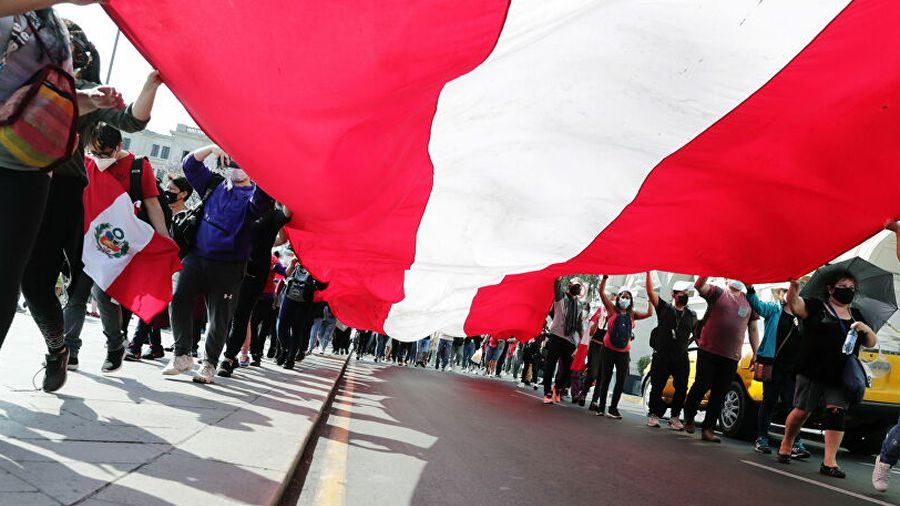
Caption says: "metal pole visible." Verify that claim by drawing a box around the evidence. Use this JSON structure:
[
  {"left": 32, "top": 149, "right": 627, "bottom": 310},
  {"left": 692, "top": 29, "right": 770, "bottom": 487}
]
[{"left": 105, "top": 29, "right": 121, "bottom": 84}]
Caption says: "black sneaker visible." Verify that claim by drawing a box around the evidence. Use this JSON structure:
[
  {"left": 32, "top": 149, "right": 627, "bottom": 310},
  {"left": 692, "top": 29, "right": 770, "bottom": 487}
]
[
  {"left": 43, "top": 347, "right": 69, "bottom": 393},
  {"left": 123, "top": 349, "right": 142, "bottom": 362},
  {"left": 66, "top": 354, "right": 79, "bottom": 371},
  {"left": 217, "top": 358, "right": 236, "bottom": 378},
  {"left": 820, "top": 464, "right": 846, "bottom": 479},
  {"left": 606, "top": 407, "right": 622, "bottom": 419},
  {"left": 589, "top": 402, "right": 600, "bottom": 412},
  {"left": 276, "top": 351, "right": 286, "bottom": 366},
  {"left": 283, "top": 359, "right": 295, "bottom": 370},
  {"left": 266, "top": 347, "right": 276, "bottom": 359},
  {"left": 250, "top": 355, "right": 262, "bottom": 367},
  {"left": 102, "top": 347, "right": 125, "bottom": 373}
]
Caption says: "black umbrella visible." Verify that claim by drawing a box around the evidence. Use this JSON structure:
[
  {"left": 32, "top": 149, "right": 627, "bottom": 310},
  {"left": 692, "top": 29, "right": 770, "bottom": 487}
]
[{"left": 801, "top": 257, "right": 898, "bottom": 333}]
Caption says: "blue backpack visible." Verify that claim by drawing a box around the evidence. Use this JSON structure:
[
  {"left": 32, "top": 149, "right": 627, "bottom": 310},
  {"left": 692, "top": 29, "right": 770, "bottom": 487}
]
[{"left": 608, "top": 313, "right": 633, "bottom": 349}]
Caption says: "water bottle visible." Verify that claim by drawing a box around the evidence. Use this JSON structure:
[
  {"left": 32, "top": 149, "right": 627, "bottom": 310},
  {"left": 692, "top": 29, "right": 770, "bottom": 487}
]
[{"left": 842, "top": 328, "right": 858, "bottom": 355}]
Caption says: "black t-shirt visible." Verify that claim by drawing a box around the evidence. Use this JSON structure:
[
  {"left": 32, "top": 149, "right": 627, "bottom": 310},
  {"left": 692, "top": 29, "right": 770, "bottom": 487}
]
[
  {"left": 247, "top": 209, "right": 289, "bottom": 277},
  {"left": 796, "top": 297, "right": 865, "bottom": 388},
  {"left": 773, "top": 308, "right": 801, "bottom": 372},
  {"left": 652, "top": 299, "right": 697, "bottom": 357}
]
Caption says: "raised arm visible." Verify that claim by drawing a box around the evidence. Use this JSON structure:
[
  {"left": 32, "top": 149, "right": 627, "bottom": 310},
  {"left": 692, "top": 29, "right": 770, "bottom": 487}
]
[
  {"left": 0, "top": 1, "right": 97, "bottom": 18},
  {"left": 888, "top": 220, "right": 900, "bottom": 261},
  {"left": 554, "top": 277, "right": 566, "bottom": 302},
  {"left": 745, "top": 285, "right": 779, "bottom": 320},
  {"left": 645, "top": 272, "right": 659, "bottom": 308},
  {"left": 785, "top": 279, "right": 808, "bottom": 320},
  {"left": 599, "top": 275, "right": 615, "bottom": 314},
  {"left": 183, "top": 146, "right": 223, "bottom": 193},
  {"left": 694, "top": 276, "right": 712, "bottom": 297},
  {"left": 130, "top": 71, "right": 162, "bottom": 122}
]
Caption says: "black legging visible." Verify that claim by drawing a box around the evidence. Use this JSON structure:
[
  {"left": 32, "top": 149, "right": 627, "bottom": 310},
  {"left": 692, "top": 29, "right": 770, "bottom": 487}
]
[
  {"left": 579, "top": 341, "right": 605, "bottom": 400},
  {"left": 595, "top": 346, "right": 630, "bottom": 410},
  {"left": 277, "top": 297, "right": 312, "bottom": 362},
  {"left": 542, "top": 335, "right": 577, "bottom": 396},
  {"left": 21, "top": 175, "right": 85, "bottom": 352},
  {"left": 223, "top": 272, "right": 267, "bottom": 360},
  {"left": 249, "top": 296, "right": 277, "bottom": 357},
  {"left": 0, "top": 170, "right": 51, "bottom": 349}
]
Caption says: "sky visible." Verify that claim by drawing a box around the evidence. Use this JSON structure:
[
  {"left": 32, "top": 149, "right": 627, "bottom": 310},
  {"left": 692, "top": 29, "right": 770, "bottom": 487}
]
[{"left": 55, "top": 4, "right": 197, "bottom": 134}]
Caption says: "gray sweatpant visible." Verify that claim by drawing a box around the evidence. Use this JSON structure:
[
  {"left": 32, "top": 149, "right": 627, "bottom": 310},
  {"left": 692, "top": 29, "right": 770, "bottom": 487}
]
[{"left": 169, "top": 253, "right": 245, "bottom": 367}]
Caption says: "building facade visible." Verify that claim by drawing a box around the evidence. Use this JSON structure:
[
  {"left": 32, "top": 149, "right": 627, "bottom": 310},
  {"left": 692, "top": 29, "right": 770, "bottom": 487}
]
[{"left": 122, "top": 123, "right": 212, "bottom": 177}]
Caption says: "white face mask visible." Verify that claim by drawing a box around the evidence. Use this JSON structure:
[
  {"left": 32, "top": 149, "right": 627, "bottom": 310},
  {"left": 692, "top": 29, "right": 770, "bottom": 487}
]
[
  {"left": 728, "top": 280, "right": 746, "bottom": 292},
  {"left": 227, "top": 167, "right": 248, "bottom": 183},
  {"left": 91, "top": 156, "right": 117, "bottom": 172}
]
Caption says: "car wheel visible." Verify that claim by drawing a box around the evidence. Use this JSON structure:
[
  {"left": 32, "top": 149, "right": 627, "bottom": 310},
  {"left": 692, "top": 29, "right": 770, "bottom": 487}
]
[
  {"left": 642, "top": 376, "right": 652, "bottom": 407},
  {"left": 719, "top": 381, "right": 756, "bottom": 439}
]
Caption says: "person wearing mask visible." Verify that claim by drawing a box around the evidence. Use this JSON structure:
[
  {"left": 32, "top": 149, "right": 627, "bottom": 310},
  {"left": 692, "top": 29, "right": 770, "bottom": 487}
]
[
  {"left": 542, "top": 277, "right": 584, "bottom": 404},
  {"left": 645, "top": 275, "right": 696, "bottom": 430},
  {"left": 163, "top": 174, "right": 192, "bottom": 215},
  {"left": 873, "top": 220, "right": 900, "bottom": 492},
  {"left": 594, "top": 275, "right": 653, "bottom": 419},
  {"left": 0, "top": 3, "right": 127, "bottom": 371},
  {"left": 161, "top": 146, "right": 273, "bottom": 383},
  {"left": 683, "top": 277, "right": 760, "bottom": 443},
  {"left": 217, "top": 204, "right": 290, "bottom": 377},
  {"left": 746, "top": 284, "right": 809, "bottom": 458},
  {"left": 80, "top": 124, "right": 170, "bottom": 374},
  {"left": 778, "top": 271, "right": 877, "bottom": 477},
  {"left": 14, "top": 16, "right": 156, "bottom": 390}
]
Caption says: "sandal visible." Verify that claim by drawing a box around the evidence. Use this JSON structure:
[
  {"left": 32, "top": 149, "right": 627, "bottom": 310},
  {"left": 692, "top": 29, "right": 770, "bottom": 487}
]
[{"left": 819, "top": 464, "right": 846, "bottom": 479}]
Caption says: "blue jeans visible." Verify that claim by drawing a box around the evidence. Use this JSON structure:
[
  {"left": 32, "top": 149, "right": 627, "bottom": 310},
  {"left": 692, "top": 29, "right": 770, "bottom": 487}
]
[
  {"left": 880, "top": 416, "right": 900, "bottom": 466},
  {"left": 462, "top": 341, "right": 476, "bottom": 368},
  {"left": 436, "top": 340, "right": 452, "bottom": 369},
  {"left": 310, "top": 317, "right": 336, "bottom": 351}
]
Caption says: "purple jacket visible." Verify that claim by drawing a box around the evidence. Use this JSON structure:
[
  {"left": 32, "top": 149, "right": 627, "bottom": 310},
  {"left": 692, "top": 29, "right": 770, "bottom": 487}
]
[{"left": 183, "top": 155, "right": 273, "bottom": 262}]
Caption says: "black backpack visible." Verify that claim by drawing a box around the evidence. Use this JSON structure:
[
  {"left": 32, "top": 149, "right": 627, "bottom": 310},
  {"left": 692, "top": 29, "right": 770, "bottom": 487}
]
[
  {"left": 285, "top": 269, "right": 316, "bottom": 303},
  {"left": 608, "top": 313, "right": 633, "bottom": 349},
  {"left": 128, "top": 157, "right": 172, "bottom": 229}
]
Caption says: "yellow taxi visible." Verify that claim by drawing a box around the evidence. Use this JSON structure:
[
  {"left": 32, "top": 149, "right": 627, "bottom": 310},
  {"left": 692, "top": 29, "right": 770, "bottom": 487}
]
[{"left": 641, "top": 342, "right": 900, "bottom": 454}]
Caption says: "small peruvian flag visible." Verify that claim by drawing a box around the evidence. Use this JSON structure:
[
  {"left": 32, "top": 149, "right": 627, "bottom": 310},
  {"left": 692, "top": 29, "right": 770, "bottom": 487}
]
[{"left": 82, "top": 169, "right": 181, "bottom": 323}]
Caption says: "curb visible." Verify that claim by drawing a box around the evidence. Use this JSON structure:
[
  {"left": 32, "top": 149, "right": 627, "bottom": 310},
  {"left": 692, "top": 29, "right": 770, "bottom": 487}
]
[{"left": 271, "top": 353, "right": 351, "bottom": 506}]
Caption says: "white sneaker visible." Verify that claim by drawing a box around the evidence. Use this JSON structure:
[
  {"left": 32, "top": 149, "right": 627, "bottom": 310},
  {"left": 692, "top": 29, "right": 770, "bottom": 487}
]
[
  {"left": 647, "top": 415, "right": 661, "bottom": 428},
  {"left": 873, "top": 455, "right": 892, "bottom": 492},
  {"left": 192, "top": 361, "right": 215, "bottom": 384},
  {"left": 162, "top": 354, "right": 194, "bottom": 376},
  {"left": 668, "top": 417, "right": 684, "bottom": 431}
]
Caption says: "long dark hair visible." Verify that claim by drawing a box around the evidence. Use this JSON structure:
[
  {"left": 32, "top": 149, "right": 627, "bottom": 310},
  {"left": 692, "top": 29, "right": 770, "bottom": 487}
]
[{"left": 63, "top": 19, "right": 102, "bottom": 83}]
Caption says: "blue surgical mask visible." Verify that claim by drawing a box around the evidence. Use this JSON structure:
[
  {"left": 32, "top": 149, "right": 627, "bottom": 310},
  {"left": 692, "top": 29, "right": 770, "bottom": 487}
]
[{"left": 617, "top": 298, "right": 631, "bottom": 309}]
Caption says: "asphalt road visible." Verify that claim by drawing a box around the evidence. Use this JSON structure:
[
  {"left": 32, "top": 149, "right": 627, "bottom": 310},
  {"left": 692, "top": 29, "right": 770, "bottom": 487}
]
[{"left": 289, "top": 359, "right": 900, "bottom": 506}]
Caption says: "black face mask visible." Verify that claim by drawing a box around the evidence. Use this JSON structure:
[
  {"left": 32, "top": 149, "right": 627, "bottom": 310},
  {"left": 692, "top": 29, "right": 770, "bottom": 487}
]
[
  {"left": 164, "top": 191, "right": 181, "bottom": 204},
  {"left": 675, "top": 294, "right": 689, "bottom": 306},
  {"left": 569, "top": 286, "right": 582, "bottom": 297},
  {"left": 831, "top": 287, "right": 855, "bottom": 305}
]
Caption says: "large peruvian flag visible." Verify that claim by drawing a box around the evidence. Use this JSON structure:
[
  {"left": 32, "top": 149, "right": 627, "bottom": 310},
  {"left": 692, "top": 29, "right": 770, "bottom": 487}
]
[
  {"left": 105, "top": 0, "right": 900, "bottom": 341},
  {"left": 82, "top": 169, "right": 181, "bottom": 322}
]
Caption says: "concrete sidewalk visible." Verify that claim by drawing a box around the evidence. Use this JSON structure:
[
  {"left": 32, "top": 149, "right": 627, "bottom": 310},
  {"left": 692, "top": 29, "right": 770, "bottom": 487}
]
[{"left": 0, "top": 313, "right": 348, "bottom": 506}]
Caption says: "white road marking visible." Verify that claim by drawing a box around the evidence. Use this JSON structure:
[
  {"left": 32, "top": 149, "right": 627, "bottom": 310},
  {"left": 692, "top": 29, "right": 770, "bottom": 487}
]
[{"left": 741, "top": 460, "right": 897, "bottom": 506}]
